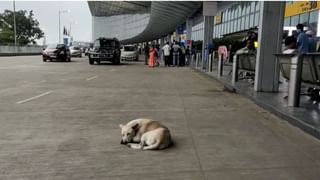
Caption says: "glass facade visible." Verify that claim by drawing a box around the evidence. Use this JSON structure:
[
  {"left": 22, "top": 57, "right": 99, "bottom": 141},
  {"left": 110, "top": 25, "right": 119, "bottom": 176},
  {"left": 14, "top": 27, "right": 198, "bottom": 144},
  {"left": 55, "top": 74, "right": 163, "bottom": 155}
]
[
  {"left": 213, "top": 1, "right": 260, "bottom": 38},
  {"left": 92, "top": 14, "right": 150, "bottom": 41},
  {"left": 191, "top": 1, "right": 320, "bottom": 41},
  {"left": 191, "top": 21, "right": 204, "bottom": 41},
  {"left": 284, "top": 10, "right": 319, "bottom": 33}
]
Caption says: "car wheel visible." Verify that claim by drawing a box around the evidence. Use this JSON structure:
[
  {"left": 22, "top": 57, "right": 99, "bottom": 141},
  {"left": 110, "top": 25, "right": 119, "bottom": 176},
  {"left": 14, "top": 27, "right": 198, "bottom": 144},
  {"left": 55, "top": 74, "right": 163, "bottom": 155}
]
[
  {"left": 43, "top": 58, "right": 46, "bottom": 62},
  {"left": 114, "top": 57, "right": 120, "bottom": 65},
  {"left": 79, "top": 54, "right": 82, "bottom": 58},
  {"left": 96, "top": 60, "right": 100, "bottom": 64},
  {"left": 68, "top": 57, "right": 71, "bottom": 62},
  {"left": 89, "top": 58, "right": 94, "bottom": 65}
]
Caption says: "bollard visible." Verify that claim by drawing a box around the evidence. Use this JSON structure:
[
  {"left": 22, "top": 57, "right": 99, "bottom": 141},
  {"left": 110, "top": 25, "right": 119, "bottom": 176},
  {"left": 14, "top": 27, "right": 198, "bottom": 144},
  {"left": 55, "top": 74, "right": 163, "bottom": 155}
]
[
  {"left": 196, "top": 53, "right": 199, "bottom": 68},
  {"left": 288, "top": 54, "right": 303, "bottom": 107},
  {"left": 217, "top": 54, "right": 223, "bottom": 77},
  {"left": 208, "top": 54, "right": 212, "bottom": 72},
  {"left": 232, "top": 54, "right": 238, "bottom": 85}
]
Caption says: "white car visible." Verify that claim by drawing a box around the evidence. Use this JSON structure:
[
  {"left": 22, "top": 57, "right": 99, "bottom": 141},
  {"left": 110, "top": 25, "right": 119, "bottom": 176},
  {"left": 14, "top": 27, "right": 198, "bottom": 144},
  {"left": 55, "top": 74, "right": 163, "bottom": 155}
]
[
  {"left": 70, "top": 46, "right": 82, "bottom": 57},
  {"left": 121, "top": 45, "right": 138, "bottom": 61}
]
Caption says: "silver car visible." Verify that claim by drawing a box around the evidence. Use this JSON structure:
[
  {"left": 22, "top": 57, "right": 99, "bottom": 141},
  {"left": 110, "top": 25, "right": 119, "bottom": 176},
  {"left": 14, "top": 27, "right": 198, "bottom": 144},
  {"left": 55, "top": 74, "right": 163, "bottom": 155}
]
[
  {"left": 70, "top": 46, "right": 82, "bottom": 57},
  {"left": 121, "top": 45, "right": 138, "bottom": 61}
]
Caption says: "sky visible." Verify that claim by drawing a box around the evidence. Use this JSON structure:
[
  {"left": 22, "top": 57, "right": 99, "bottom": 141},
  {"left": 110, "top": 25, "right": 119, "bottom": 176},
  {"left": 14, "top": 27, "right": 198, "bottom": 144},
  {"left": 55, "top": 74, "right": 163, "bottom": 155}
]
[{"left": 0, "top": 1, "right": 92, "bottom": 45}]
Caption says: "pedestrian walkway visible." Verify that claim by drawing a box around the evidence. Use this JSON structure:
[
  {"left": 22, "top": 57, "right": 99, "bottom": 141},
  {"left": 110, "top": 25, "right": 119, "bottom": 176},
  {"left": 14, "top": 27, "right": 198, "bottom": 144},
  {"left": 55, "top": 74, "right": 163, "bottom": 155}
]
[{"left": 0, "top": 56, "right": 320, "bottom": 179}]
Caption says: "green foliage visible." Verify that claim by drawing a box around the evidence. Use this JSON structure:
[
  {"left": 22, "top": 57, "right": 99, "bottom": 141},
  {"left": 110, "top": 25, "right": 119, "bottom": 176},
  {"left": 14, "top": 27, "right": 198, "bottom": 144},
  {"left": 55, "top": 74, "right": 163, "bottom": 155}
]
[{"left": 0, "top": 9, "right": 43, "bottom": 45}]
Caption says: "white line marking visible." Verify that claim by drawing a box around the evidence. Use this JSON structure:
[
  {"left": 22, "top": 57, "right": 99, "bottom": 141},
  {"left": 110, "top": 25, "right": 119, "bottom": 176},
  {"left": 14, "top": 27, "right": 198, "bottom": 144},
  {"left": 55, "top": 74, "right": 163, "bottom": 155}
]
[
  {"left": 16, "top": 91, "right": 52, "bottom": 104},
  {"left": 86, "top": 75, "right": 98, "bottom": 81}
]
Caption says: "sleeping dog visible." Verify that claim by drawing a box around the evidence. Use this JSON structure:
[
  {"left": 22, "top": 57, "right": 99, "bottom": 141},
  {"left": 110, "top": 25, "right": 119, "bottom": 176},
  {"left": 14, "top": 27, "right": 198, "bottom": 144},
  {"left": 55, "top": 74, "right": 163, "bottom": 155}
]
[{"left": 119, "top": 118, "right": 171, "bottom": 150}]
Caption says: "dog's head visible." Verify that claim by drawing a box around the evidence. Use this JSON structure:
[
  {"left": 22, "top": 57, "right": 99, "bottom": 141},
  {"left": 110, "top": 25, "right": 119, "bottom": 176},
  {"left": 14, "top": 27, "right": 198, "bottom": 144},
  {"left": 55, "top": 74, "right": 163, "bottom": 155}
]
[{"left": 119, "top": 123, "right": 139, "bottom": 144}]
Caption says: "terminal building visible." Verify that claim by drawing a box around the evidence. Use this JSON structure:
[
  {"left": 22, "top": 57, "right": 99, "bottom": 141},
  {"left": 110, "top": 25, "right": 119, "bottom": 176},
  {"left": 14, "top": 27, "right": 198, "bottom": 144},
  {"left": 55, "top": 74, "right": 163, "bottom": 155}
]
[{"left": 88, "top": 1, "right": 320, "bottom": 139}]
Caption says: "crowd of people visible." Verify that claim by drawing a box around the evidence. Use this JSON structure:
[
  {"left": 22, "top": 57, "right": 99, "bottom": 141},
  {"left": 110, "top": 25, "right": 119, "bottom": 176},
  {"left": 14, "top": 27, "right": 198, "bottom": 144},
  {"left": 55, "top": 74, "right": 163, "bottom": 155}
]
[
  {"left": 284, "top": 24, "right": 318, "bottom": 54},
  {"left": 143, "top": 40, "right": 193, "bottom": 68},
  {"left": 142, "top": 23, "right": 317, "bottom": 68}
]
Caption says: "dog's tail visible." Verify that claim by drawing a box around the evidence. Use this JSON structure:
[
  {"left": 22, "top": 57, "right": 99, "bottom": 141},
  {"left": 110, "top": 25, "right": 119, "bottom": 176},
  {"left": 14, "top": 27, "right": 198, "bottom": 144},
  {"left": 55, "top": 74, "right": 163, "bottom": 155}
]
[{"left": 127, "top": 143, "right": 142, "bottom": 149}]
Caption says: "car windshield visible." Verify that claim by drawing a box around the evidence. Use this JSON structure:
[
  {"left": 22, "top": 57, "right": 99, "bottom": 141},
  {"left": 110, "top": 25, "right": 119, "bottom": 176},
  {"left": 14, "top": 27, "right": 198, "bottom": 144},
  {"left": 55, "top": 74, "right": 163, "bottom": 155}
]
[
  {"left": 124, "top": 46, "right": 135, "bottom": 51},
  {"left": 47, "top": 44, "right": 64, "bottom": 49},
  {"left": 71, "top": 47, "right": 80, "bottom": 50},
  {"left": 94, "top": 39, "right": 115, "bottom": 48}
]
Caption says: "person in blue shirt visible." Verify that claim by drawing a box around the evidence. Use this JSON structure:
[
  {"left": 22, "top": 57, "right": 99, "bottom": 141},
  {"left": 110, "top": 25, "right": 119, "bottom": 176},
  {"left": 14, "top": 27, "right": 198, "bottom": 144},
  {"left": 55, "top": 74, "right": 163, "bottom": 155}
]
[
  {"left": 306, "top": 30, "right": 317, "bottom": 52},
  {"left": 296, "top": 24, "right": 309, "bottom": 54}
]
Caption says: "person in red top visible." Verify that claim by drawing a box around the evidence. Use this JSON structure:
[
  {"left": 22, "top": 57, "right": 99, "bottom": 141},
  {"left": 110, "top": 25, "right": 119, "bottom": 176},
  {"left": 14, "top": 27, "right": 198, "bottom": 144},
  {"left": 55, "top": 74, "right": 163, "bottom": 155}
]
[{"left": 148, "top": 44, "right": 157, "bottom": 68}]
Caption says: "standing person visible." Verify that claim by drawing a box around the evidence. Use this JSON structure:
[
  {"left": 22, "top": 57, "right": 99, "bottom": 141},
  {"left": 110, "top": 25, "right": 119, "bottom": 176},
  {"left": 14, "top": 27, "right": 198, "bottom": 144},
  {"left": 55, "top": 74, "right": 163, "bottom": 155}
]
[
  {"left": 144, "top": 43, "right": 149, "bottom": 65},
  {"left": 185, "top": 46, "right": 190, "bottom": 66},
  {"left": 296, "top": 24, "right": 309, "bottom": 54},
  {"left": 172, "top": 42, "right": 180, "bottom": 67},
  {"left": 156, "top": 44, "right": 161, "bottom": 67},
  {"left": 179, "top": 44, "right": 186, "bottom": 66},
  {"left": 169, "top": 43, "right": 174, "bottom": 66},
  {"left": 306, "top": 30, "right": 317, "bottom": 52},
  {"left": 162, "top": 42, "right": 171, "bottom": 67},
  {"left": 148, "top": 44, "right": 157, "bottom": 68}
]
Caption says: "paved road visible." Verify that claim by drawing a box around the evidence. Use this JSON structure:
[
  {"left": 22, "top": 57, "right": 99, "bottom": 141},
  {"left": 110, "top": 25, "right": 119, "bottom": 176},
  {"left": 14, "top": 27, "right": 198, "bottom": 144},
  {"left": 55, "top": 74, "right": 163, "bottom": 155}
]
[{"left": 1, "top": 55, "right": 320, "bottom": 180}]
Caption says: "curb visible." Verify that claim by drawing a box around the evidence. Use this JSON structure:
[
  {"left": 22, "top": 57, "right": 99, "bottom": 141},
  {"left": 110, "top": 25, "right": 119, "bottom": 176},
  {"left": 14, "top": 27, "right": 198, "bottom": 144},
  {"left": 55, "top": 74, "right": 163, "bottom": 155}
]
[{"left": 191, "top": 66, "right": 320, "bottom": 140}]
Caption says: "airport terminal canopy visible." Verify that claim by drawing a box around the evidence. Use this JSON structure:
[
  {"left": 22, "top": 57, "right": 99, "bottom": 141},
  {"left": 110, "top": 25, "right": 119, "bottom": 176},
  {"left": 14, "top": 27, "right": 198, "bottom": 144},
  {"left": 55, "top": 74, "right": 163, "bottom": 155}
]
[{"left": 88, "top": 1, "right": 202, "bottom": 43}]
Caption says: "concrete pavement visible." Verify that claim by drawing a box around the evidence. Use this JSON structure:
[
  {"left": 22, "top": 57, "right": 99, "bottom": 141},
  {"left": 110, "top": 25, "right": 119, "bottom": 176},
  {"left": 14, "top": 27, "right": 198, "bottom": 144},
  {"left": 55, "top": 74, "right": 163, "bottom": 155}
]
[{"left": 0, "top": 56, "right": 320, "bottom": 180}]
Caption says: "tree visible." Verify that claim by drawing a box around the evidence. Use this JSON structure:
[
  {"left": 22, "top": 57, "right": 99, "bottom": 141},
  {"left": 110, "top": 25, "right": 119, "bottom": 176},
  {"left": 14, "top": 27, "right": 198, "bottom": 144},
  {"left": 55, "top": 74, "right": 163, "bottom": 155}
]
[{"left": 0, "top": 9, "right": 44, "bottom": 45}]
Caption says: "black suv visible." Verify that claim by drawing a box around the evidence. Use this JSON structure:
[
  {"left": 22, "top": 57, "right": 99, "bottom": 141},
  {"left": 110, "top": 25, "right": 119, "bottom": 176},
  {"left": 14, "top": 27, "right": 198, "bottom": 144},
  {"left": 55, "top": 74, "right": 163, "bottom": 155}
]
[{"left": 88, "top": 37, "right": 121, "bottom": 65}]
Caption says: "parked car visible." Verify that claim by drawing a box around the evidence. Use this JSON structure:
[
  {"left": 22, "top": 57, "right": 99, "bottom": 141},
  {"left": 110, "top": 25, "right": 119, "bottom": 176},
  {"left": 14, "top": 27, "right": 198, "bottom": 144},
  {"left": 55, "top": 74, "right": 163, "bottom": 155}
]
[
  {"left": 88, "top": 37, "right": 121, "bottom": 65},
  {"left": 70, "top": 46, "right": 82, "bottom": 57},
  {"left": 42, "top": 44, "right": 71, "bottom": 62},
  {"left": 121, "top": 45, "right": 139, "bottom": 61}
]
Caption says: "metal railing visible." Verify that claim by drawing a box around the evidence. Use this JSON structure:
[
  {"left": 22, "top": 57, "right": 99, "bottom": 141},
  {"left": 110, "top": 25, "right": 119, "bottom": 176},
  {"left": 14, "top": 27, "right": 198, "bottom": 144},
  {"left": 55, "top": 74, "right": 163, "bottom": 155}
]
[{"left": 275, "top": 53, "right": 320, "bottom": 107}]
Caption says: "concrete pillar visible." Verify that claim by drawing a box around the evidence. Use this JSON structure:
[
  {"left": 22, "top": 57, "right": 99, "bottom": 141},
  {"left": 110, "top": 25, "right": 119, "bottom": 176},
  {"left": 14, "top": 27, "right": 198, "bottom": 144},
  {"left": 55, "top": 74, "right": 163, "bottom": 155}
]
[
  {"left": 166, "top": 34, "right": 172, "bottom": 42},
  {"left": 160, "top": 37, "right": 164, "bottom": 47},
  {"left": 202, "top": 2, "right": 217, "bottom": 68},
  {"left": 175, "top": 29, "right": 179, "bottom": 42},
  {"left": 254, "top": 1, "right": 285, "bottom": 92},
  {"left": 186, "top": 18, "right": 193, "bottom": 46}
]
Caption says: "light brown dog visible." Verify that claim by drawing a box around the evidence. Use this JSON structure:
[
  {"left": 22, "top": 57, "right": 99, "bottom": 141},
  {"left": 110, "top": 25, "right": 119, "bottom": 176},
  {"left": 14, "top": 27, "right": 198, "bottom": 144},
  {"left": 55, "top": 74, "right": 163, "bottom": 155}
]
[{"left": 119, "top": 118, "right": 171, "bottom": 150}]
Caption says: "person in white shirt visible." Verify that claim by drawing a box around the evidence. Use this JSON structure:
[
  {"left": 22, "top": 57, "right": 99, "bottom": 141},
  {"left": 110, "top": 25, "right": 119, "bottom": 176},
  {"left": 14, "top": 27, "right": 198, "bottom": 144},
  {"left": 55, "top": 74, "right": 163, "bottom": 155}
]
[
  {"left": 162, "top": 42, "right": 171, "bottom": 67},
  {"left": 172, "top": 42, "right": 180, "bottom": 66}
]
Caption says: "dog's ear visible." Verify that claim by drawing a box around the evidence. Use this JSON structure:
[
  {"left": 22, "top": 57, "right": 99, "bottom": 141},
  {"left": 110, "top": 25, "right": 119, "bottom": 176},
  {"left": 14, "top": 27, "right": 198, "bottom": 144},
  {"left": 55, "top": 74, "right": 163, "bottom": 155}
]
[
  {"left": 132, "top": 123, "right": 139, "bottom": 130},
  {"left": 119, "top": 124, "right": 124, "bottom": 129}
]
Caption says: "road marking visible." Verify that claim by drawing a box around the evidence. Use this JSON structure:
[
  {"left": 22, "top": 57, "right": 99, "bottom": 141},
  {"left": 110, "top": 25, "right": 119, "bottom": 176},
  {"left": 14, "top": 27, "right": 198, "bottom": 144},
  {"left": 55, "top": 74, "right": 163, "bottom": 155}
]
[
  {"left": 16, "top": 91, "right": 52, "bottom": 104},
  {"left": 86, "top": 75, "right": 98, "bottom": 81}
]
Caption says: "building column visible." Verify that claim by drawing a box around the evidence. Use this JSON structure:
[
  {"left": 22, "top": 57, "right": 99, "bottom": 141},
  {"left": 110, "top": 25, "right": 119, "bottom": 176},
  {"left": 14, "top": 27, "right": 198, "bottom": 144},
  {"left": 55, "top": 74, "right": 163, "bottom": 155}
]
[
  {"left": 202, "top": 2, "right": 217, "bottom": 67},
  {"left": 186, "top": 18, "right": 193, "bottom": 47},
  {"left": 160, "top": 37, "right": 165, "bottom": 47},
  {"left": 254, "top": 1, "right": 285, "bottom": 92},
  {"left": 175, "top": 29, "right": 179, "bottom": 42}
]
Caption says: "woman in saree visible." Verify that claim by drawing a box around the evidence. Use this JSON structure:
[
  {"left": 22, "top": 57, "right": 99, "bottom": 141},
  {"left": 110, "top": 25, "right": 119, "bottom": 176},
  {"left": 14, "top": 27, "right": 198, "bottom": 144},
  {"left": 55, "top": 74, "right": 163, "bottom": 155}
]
[{"left": 148, "top": 44, "right": 157, "bottom": 68}]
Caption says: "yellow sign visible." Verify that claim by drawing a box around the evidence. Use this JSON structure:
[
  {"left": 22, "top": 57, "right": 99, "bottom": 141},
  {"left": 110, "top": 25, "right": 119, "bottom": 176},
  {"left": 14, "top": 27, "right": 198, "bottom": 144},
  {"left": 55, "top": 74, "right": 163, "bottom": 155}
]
[
  {"left": 180, "top": 34, "right": 186, "bottom": 41},
  {"left": 214, "top": 14, "right": 222, "bottom": 25},
  {"left": 285, "top": 1, "right": 319, "bottom": 17}
]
